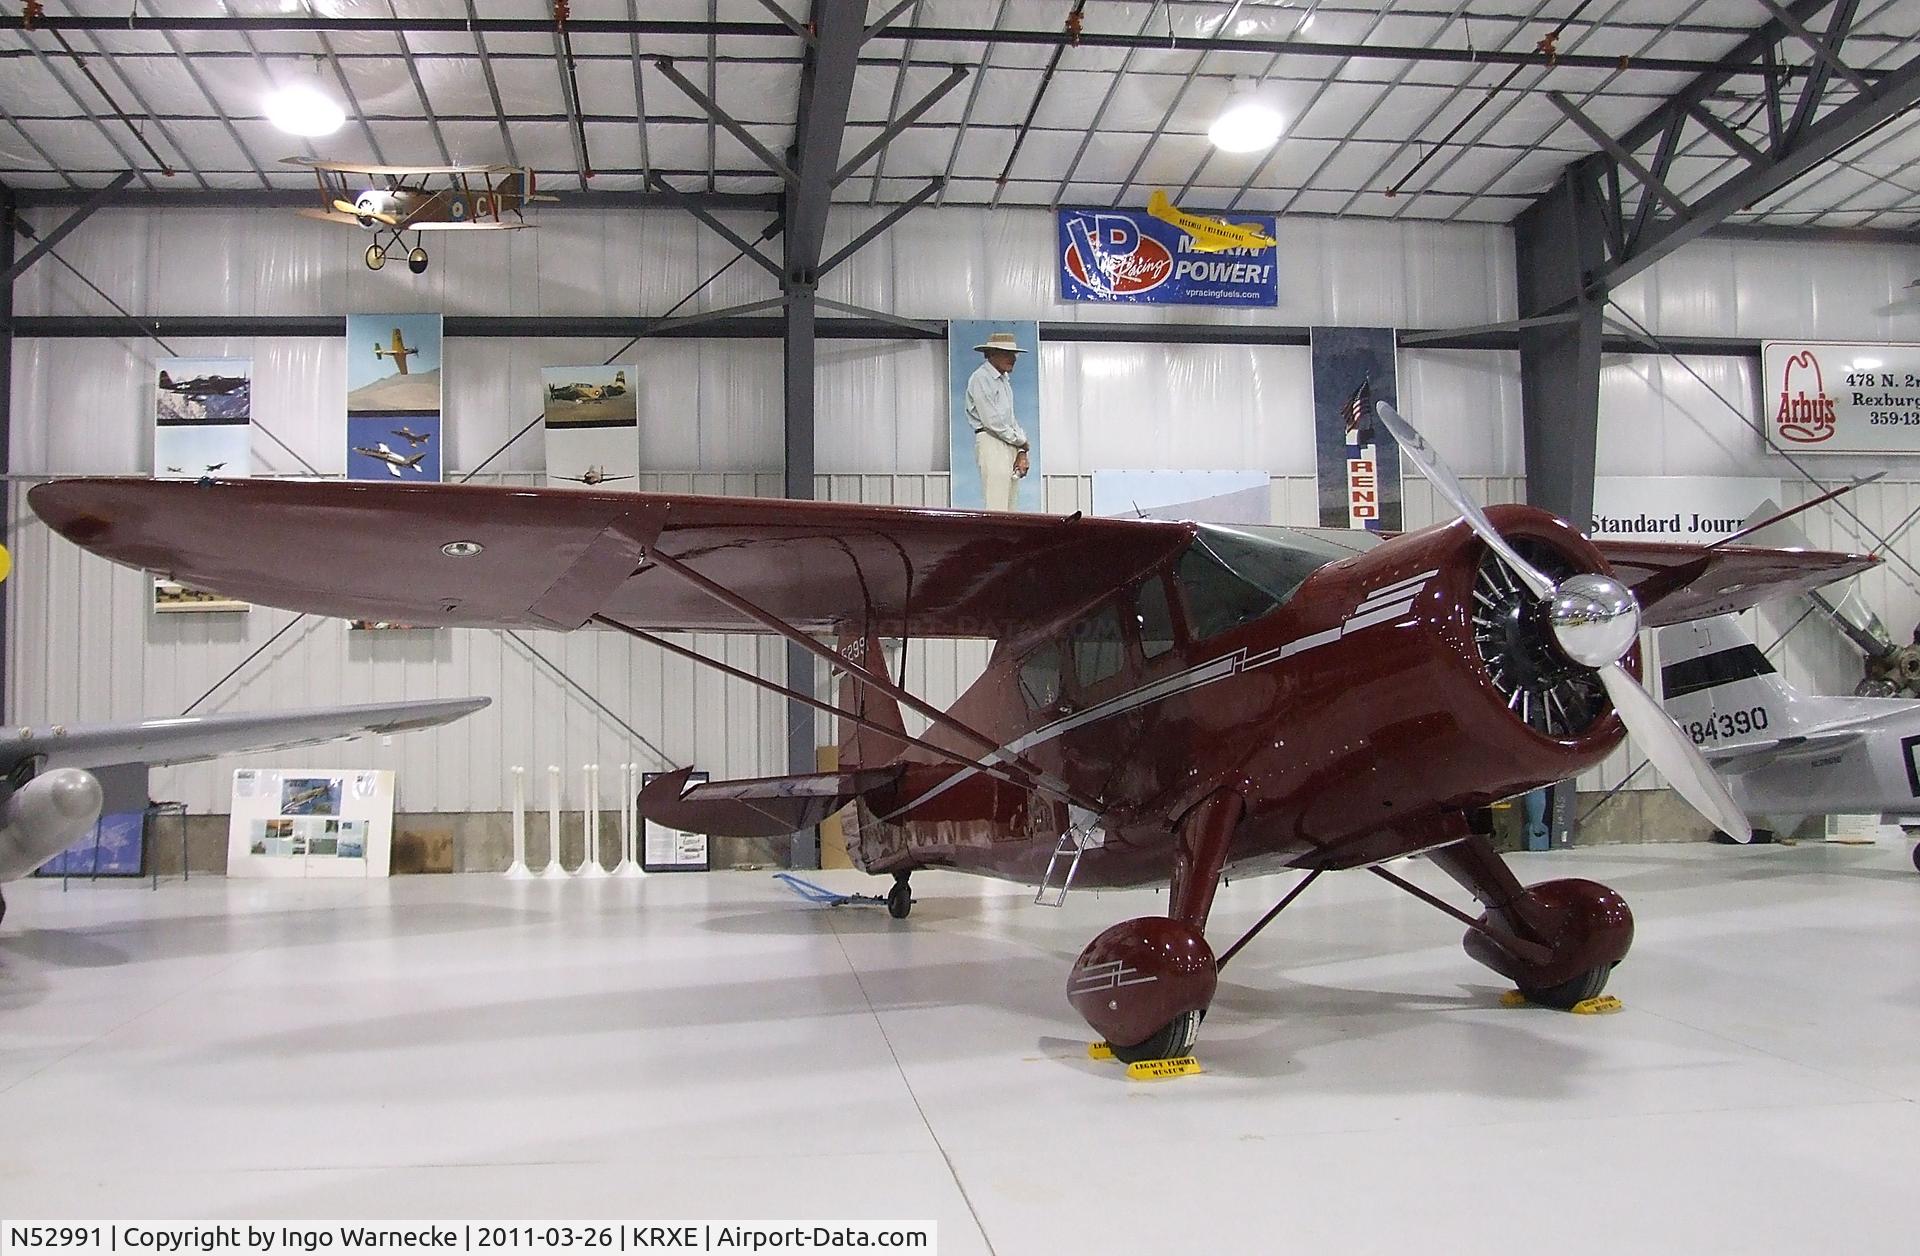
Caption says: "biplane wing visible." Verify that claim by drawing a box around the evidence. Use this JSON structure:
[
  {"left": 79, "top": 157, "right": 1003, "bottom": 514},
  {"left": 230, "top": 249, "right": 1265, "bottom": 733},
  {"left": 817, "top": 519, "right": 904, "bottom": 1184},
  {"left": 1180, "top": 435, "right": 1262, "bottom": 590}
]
[
  {"left": 284, "top": 157, "right": 524, "bottom": 176},
  {"left": 26, "top": 479, "right": 1198, "bottom": 638},
  {"left": 295, "top": 208, "right": 531, "bottom": 230}
]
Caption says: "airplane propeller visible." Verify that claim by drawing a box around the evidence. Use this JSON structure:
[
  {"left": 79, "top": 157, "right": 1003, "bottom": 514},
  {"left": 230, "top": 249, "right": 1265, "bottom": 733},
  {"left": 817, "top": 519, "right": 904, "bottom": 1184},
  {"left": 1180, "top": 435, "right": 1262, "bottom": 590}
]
[
  {"left": 334, "top": 198, "right": 399, "bottom": 225},
  {"left": 1374, "top": 400, "right": 1752, "bottom": 843}
]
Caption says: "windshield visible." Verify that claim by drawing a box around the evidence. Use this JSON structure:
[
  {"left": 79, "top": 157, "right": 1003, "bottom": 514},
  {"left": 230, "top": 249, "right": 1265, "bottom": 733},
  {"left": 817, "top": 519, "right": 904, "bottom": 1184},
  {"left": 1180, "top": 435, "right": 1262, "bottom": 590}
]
[{"left": 1175, "top": 525, "right": 1368, "bottom": 639}]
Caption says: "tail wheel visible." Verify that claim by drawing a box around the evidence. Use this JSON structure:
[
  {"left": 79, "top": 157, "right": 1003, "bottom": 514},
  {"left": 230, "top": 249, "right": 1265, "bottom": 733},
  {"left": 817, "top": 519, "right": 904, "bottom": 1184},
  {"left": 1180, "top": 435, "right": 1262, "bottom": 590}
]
[
  {"left": 1519, "top": 963, "right": 1612, "bottom": 1010},
  {"left": 886, "top": 875, "right": 912, "bottom": 919},
  {"left": 1109, "top": 1009, "right": 1201, "bottom": 1064},
  {"left": 364, "top": 243, "right": 385, "bottom": 270}
]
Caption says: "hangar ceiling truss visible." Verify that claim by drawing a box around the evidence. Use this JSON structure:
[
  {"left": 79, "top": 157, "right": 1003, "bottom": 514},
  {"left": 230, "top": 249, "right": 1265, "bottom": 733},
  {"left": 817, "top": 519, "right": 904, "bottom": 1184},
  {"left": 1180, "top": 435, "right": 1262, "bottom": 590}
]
[{"left": 0, "top": 3, "right": 1911, "bottom": 233}]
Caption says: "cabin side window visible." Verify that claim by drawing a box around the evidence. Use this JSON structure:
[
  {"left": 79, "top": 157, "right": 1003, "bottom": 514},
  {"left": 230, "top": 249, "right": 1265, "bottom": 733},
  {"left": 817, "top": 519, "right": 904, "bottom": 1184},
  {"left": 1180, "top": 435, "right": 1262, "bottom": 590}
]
[
  {"left": 1068, "top": 604, "right": 1128, "bottom": 689},
  {"left": 1133, "top": 575, "right": 1177, "bottom": 660},
  {"left": 1017, "top": 641, "right": 1064, "bottom": 710}
]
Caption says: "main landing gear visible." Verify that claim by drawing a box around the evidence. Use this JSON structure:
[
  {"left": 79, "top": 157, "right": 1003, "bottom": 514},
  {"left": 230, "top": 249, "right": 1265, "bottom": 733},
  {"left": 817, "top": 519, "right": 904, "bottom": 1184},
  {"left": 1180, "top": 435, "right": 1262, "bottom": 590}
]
[
  {"left": 363, "top": 231, "right": 430, "bottom": 273},
  {"left": 1064, "top": 814, "right": 1635, "bottom": 1064}
]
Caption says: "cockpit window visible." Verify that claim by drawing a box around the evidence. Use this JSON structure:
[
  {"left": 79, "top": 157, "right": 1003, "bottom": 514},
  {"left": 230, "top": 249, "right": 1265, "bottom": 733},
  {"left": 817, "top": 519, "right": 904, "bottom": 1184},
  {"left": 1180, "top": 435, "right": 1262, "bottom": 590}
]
[
  {"left": 1069, "top": 604, "right": 1128, "bottom": 689},
  {"left": 1175, "top": 525, "right": 1354, "bottom": 640},
  {"left": 1018, "top": 642, "right": 1064, "bottom": 710},
  {"left": 1134, "top": 576, "right": 1176, "bottom": 660}
]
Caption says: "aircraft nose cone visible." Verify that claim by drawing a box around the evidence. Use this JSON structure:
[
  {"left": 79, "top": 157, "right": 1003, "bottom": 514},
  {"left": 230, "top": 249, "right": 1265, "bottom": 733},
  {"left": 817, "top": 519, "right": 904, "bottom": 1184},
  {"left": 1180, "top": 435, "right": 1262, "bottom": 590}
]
[
  {"left": 1549, "top": 573, "right": 1640, "bottom": 668},
  {"left": 43, "top": 768, "right": 105, "bottom": 821}
]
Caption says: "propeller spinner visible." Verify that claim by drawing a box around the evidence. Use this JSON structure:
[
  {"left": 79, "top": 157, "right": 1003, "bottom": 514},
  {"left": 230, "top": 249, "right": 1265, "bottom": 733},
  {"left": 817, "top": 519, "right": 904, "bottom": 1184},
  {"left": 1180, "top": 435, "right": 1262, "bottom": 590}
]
[{"left": 1374, "top": 400, "right": 1752, "bottom": 843}]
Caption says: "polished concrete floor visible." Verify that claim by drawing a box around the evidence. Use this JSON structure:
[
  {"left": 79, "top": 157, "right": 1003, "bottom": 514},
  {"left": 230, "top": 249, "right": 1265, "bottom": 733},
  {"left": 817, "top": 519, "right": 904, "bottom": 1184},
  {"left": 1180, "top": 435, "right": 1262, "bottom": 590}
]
[{"left": 4, "top": 842, "right": 1919, "bottom": 1253}]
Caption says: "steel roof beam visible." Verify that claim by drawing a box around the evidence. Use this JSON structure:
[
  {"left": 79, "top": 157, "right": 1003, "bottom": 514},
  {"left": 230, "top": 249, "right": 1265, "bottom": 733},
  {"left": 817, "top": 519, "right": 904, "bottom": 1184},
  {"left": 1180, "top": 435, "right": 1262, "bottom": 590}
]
[
  {"left": 818, "top": 176, "right": 941, "bottom": 274},
  {"left": 832, "top": 63, "right": 967, "bottom": 187},
  {"left": 643, "top": 172, "right": 782, "bottom": 277},
  {"left": 652, "top": 57, "right": 798, "bottom": 186},
  {"left": 466, "top": 0, "right": 520, "bottom": 166},
  {"left": 0, "top": 13, "right": 1883, "bottom": 80},
  {"left": 3, "top": 171, "right": 134, "bottom": 283},
  {"left": 11, "top": 186, "right": 780, "bottom": 211}
]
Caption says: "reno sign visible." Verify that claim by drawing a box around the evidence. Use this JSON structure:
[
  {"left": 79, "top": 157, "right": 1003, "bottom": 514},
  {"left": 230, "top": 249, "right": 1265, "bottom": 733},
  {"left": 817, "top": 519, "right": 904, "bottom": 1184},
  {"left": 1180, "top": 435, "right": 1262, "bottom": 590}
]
[
  {"left": 1762, "top": 340, "right": 1920, "bottom": 453},
  {"left": 1058, "top": 207, "right": 1278, "bottom": 307}
]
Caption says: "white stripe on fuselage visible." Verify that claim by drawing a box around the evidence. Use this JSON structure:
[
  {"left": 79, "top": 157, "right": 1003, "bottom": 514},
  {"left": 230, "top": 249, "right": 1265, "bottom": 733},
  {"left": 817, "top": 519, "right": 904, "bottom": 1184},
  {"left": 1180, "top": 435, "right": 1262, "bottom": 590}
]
[{"left": 868, "top": 569, "right": 1439, "bottom": 823}]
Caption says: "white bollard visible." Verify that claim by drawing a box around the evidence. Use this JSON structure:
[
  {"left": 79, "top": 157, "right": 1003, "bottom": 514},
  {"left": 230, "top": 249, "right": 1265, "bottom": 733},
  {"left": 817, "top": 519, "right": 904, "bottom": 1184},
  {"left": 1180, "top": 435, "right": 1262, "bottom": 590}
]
[
  {"left": 539, "top": 763, "right": 570, "bottom": 880},
  {"left": 615, "top": 760, "right": 646, "bottom": 877},
  {"left": 504, "top": 765, "right": 534, "bottom": 879},
  {"left": 577, "top": 762, "right": 610, "bottom": 878}
]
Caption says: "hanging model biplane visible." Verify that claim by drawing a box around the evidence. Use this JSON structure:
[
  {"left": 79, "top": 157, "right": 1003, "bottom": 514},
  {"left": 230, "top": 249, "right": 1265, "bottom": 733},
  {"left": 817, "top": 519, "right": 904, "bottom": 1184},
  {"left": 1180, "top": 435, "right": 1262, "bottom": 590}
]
[
  {"left": 286, "top": 157, "right": 556, "bottom": 273},
  {"left": 27, "top": 406, "right": 1875, "bottom": 1064}
]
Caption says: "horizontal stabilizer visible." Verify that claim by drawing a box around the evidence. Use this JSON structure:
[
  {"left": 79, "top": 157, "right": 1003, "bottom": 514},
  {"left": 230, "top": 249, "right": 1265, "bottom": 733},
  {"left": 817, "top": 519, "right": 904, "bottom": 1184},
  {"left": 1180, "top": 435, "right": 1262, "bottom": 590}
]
[{"left": 636, "top": 765, "right": 902, "bottom": 840}]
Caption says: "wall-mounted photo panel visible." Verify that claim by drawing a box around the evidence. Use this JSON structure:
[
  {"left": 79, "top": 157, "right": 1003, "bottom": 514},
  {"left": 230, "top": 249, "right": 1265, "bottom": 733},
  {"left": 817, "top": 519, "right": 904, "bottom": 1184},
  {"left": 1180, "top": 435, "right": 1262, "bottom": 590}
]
[
  {"left": 153, "top": 357, "right": 253, "bottom": 612},
  {"left": 542, "top": 363, "right": 638, "bottom": 489},
  {"left": 948, "top": 320, "right": 1042, "bottom": 512},
  {"left": 1311, "top": 327, "right": 1401, "bottom": 531},
  {"left": 227, "top": 768, "right": 395, "bottom": 878},
  {"left": 346, "top": 313, "right": 443, "bottom": 483}
]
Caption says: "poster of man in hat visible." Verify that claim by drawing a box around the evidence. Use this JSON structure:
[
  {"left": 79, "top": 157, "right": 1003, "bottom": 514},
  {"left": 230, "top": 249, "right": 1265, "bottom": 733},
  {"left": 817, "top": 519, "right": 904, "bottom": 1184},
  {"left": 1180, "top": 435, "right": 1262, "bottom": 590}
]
[{"left": 948, "top": 320, "right": 1042, "bottom": 512}]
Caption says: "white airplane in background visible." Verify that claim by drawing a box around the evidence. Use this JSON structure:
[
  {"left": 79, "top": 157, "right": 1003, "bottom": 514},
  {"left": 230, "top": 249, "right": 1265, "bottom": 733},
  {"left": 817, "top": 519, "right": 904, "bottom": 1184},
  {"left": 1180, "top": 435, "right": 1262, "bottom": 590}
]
[
  {"left": 353, "top": 442, "right": 428, "bottom": 477},
  {"left": 1658, "top": 614, "right": 1920, "bottom": 869},
  {"left": 0, "top": 696, "right": 488, "bottom": 925}
]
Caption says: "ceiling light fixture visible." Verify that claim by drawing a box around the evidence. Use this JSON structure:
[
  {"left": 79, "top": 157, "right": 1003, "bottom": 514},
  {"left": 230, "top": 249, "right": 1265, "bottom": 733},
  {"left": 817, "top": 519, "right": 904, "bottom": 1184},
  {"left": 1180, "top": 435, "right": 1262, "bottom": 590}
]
[
  {"left": 1208, "top": 78, "right": 1285, "bottom": 154},
  {"left": 264, "top": 77, "right": 345, "bottom": 138}
]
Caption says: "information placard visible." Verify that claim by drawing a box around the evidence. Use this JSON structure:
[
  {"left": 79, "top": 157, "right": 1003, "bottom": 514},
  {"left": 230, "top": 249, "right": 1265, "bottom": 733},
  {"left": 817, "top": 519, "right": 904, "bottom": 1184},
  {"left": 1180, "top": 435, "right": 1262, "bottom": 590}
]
[{"left": 1762, "top": 340, "right": 1920, "bottom": 452}]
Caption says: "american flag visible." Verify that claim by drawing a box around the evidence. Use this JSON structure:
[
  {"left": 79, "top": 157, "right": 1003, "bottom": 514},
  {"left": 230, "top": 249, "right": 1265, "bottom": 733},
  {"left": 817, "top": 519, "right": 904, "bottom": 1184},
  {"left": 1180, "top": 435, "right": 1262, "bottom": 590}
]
[{"left": 1343, "top": 378, "right": 1373, "bottom": 447}]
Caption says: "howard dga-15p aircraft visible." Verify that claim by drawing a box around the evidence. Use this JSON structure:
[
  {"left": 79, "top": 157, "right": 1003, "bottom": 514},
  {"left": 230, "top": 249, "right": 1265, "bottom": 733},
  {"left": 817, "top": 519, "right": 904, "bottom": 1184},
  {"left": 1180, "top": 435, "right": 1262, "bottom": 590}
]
[{"left": 28, "top": 408, "right": 1871, "bottom": 1062}]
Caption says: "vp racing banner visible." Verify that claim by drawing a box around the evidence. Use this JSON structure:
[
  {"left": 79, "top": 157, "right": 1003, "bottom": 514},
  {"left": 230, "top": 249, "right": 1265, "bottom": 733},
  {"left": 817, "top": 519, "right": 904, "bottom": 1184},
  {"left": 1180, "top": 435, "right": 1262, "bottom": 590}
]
[{"left": 1057, "top": 207, "right": 1277, "bottom": 306}]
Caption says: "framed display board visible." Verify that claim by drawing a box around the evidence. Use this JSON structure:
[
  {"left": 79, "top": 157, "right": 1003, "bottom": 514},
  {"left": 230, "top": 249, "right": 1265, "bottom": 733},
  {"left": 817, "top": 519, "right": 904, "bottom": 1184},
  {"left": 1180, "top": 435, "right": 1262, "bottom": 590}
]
[
  {"left": 226, "top": 768, "right": 396, "bottom": 878},
  {"left": 642, "top": 770, "right": 710, "bottom": 872}
]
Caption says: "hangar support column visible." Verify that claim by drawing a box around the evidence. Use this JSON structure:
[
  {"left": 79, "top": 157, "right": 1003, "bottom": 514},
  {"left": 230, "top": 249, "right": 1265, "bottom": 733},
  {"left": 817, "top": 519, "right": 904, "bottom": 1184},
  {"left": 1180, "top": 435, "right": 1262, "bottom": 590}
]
[{"left": 1514, "top": 170, "right": 1608, "bottom": 531}]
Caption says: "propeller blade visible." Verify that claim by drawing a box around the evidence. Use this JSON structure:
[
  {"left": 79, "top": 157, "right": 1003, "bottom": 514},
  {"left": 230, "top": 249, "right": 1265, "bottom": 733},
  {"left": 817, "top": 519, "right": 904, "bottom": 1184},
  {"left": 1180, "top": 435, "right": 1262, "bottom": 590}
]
[
  {"left": 331, "top": 198, "right": 359, "bottom": 215},
  {"left": 1374, "top": 401, "right": 1557, "bottom": 601},
  {"left": 1597, "top": 663, "right": 1752, "bottom": 842}
]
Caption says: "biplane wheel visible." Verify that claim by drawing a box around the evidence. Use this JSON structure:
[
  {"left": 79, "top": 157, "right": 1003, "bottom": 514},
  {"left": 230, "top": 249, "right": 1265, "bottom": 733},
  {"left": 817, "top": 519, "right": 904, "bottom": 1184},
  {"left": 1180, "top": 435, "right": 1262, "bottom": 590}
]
[
  {"left": 1910, "top": 842, "right": 1920, "bottom": 874},
  {"left": 1109, "top": 1009, "right": 1201, "bottom": 1065},
  {"left": 886, "top": 874, "right": 912, "bottom": 920},
  {"left": 407, "top": 246, "right": 429, "bottom": 274},
  {"left": 0, "top": 886, "right": 8, "bottom": 928},
  {"left": 1518, "top": 963, "right": 1613, "bottom": 1011},
  {"left": 364, "top": 243, "right": 385, "bottom": 271}
]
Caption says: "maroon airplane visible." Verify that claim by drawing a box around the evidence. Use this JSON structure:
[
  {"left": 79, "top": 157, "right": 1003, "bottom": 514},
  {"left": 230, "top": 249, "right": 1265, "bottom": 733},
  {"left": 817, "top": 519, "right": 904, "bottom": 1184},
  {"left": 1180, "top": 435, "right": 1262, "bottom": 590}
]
[{"left": 28, "top": 405, "right": 1873, "bottom": 1064}]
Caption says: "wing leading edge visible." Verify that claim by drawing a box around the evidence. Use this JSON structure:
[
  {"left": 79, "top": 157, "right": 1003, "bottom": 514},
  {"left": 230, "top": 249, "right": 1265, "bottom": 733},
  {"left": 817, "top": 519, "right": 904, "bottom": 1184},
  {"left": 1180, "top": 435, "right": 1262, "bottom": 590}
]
[
  {"left": 28, "top": 478, "right": 1195, "bottom": 639},
  {"left": 1, "top": 697, "right": 491, "bottom": 776},
  {"left": 1592, "top": 539, "right": 1879, "bottom": 627}
]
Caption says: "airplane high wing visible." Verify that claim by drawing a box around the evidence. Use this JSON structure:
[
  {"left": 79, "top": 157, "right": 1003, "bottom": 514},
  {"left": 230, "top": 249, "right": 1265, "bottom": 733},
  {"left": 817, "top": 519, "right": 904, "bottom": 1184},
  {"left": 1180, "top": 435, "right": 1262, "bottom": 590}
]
[
  {"left": 26, "top": 479, "right": 1197, "bottom": 636},
  {"left": 0, "top": 697, "right": 489, "bottom": 911}
]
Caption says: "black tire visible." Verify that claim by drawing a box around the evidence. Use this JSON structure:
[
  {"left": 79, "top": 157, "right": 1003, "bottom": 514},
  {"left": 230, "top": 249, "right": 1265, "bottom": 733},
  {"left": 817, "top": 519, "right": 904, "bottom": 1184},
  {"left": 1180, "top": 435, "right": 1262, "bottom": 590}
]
[
  {"left": 1519, "top": 963, "right": 1612, "bottom": 1010},
  {"left": 408, "top": 247, "right": 429, "bottom": 274},
  {"left": 886, "top": 879, "right": 912, "bottom": 919},
  {"left": 1110, "top": 1009, "right": 1202, "bottom": 1064},
  {"left": 364, "top": 243, "right": 385, "bottom": 270},
  {"left": 1911, "top": 842, "right": 1920, "bottom": 874},
  {"left": 0, "top": 886, "right": 7, "bottom": 928}
]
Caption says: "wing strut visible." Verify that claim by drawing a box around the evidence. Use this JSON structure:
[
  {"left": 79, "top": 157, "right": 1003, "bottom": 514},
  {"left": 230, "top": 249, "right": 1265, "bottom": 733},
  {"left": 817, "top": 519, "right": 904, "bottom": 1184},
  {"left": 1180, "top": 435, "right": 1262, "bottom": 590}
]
[
  {"left": 632, "top": 547, "right": 1107, "bottom": 813},
  {"left": 590, "top": 615, "right": 1071, "bottom": 804}
]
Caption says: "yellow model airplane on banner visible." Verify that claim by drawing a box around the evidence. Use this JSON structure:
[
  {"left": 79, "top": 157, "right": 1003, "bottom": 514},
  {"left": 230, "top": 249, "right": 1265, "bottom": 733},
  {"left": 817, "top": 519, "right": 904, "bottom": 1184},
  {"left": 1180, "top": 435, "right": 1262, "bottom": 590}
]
[{"left": 1146, "top": 189, "right": 1277, "bottom": 253}]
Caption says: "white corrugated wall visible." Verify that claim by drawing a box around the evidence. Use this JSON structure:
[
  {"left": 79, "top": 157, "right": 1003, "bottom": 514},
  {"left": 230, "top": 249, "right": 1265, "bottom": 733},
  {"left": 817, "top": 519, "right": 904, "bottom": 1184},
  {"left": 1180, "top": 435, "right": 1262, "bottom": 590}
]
[{"left": 7, "top": 203, "right": 1918, "bottom": 812}]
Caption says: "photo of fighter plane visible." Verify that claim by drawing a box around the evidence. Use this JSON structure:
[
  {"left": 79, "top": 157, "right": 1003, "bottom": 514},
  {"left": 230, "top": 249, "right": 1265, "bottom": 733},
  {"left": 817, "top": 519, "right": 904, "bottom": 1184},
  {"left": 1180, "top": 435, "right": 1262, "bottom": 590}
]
[
  {"left": 0, "top": 697, "right": 487, "bottom": 926},
  {"left": 1146, "top": 188, "right": 1279, "bottom": 252},
  {"left": 392, "top": 426, "right": 432, "bottom": 447},
  {"left": 28, "top": 404, "right": 1875, "bottom": 1065},
  {"left": 374, "top": 328, "right": 417, "bottom": 375},
  {"left": 547, "top": 370, "right": 629, "bottom": 403},
  {"left": 158, "top": 370, "right": 248, "bottom": 398},
  {"left": 555, "top": 465, "right": 635, "bottom": 486},
  {"left": 287, "top": 157, "right": 557, "bottom": 273},
  {"left": 351, "top": 442, "right": 428, "bottom": 477}
]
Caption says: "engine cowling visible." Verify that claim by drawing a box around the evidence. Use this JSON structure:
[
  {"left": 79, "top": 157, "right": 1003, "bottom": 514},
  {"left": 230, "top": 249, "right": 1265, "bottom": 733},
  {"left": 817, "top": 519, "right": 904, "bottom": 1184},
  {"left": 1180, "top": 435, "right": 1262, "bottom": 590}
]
[{"left": 0, "top": 768, "right": 105, "bottom": 882}]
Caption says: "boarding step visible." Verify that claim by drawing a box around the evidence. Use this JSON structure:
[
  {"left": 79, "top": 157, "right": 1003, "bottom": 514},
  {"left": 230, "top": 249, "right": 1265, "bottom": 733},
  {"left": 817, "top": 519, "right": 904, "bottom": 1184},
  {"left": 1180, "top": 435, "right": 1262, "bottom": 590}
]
[{"left": 1036, "top": 815, "right": 1105, "bottom": 907}]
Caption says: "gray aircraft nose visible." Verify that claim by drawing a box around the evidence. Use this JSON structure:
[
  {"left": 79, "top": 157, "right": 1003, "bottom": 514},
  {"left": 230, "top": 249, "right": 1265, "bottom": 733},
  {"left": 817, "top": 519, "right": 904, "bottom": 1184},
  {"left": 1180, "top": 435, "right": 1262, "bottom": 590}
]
[{"left": 45, "top": 768, "right": 105, "bottom": 820}]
